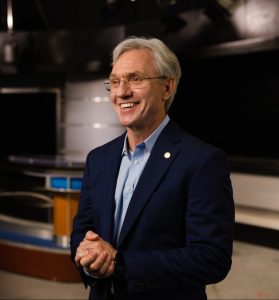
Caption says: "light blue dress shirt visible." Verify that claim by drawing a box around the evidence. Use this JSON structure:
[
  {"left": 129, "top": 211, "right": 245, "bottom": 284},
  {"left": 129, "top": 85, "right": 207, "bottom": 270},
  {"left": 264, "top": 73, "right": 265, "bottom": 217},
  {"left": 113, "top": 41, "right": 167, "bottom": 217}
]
[{"left": 113, "top": 115, "right": 170, "bottom": 243}]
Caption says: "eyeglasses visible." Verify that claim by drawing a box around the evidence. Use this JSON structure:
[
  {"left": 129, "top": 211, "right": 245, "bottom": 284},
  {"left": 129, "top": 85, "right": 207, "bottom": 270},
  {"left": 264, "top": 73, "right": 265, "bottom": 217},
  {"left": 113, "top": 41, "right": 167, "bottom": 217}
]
[{"left": 104, "top": 76, "right": 167, "bottom": 92}]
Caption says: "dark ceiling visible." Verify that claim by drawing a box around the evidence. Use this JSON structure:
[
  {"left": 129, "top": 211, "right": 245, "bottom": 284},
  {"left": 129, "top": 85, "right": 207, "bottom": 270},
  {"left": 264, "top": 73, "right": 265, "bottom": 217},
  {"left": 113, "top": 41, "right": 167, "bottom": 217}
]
[
  {"left": 0, "top": 0, "right": 212, "bottom": 31},
  {"left": 2, "top": 0, "right": 276, "bottom": 77}
]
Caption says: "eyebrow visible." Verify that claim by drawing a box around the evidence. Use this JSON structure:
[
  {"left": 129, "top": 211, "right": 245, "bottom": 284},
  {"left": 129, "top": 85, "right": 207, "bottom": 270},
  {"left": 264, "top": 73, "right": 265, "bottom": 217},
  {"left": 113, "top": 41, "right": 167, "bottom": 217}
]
[{"left": 109, "top": 71, "right": 143, "bottom": 79}]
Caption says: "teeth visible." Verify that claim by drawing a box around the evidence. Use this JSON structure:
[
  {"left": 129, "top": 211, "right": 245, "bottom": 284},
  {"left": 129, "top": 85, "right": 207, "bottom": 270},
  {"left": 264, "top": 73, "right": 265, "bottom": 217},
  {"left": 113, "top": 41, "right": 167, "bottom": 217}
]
[{"left": 120, "top": 102, "right": 137, "bottom": 108}]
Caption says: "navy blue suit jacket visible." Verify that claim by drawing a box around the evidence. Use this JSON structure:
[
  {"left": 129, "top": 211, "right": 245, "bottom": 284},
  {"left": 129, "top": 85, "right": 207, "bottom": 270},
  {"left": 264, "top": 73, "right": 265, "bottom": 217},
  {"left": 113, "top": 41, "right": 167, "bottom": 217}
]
[{"left": 70, "top": 120, "right": 235, "bottom": 300}]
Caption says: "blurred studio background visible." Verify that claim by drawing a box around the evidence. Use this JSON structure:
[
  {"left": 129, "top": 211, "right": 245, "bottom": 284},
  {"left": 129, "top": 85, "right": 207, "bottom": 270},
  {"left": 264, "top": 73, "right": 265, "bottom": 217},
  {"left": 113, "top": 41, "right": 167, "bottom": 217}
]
[{"left": 0, "top": 0, "right": 278, "bottom": 299}]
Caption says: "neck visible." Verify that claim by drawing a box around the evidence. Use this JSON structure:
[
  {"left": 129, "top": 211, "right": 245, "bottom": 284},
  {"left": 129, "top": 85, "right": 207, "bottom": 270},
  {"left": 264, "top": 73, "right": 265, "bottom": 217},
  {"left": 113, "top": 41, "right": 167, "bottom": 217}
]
[{"left": 126, "top": 115, "right": 166, "bottom": 151}]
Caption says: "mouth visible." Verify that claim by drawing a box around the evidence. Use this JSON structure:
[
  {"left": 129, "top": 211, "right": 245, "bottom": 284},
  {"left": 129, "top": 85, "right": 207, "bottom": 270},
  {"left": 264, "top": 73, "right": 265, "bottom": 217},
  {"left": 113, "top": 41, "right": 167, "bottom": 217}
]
[{"left": 119, "top": 102, "right": 139, "bottom": 109}]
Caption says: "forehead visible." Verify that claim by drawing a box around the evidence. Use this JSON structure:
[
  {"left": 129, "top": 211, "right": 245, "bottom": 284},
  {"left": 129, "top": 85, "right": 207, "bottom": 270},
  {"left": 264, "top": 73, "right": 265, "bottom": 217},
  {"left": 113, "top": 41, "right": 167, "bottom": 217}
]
[{"left": 111, "top": 48, "right": 157, "bottom": 77}]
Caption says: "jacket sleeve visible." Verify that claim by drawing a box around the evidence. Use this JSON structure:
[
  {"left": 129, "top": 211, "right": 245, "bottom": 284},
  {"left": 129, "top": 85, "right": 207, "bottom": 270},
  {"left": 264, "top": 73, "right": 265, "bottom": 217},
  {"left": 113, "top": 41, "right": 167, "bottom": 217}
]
[{"left": 70, "top": 151, "right": 98, "bottom": 287}]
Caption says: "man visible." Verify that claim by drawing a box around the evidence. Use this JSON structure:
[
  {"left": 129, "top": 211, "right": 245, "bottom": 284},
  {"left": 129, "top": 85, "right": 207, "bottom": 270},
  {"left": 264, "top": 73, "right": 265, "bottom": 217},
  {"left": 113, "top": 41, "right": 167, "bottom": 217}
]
[{"left": 70, "top": 36, "right": 235, "bottom": 300}]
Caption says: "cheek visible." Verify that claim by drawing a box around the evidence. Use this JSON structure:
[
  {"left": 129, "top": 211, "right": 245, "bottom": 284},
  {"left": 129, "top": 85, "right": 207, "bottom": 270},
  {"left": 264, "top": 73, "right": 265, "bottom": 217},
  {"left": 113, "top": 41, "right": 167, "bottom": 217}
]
[
  {"left": 148, "top": 94, "right": 165, "bottom": 109},
  {"left": 111, "top": 96, "right": 117, "bottom": 106},
  {"left": 146, "top": 86, "right": 164, "bottom": 102},
  {"left": 138, "top": 89, "right": 156, "bottom": 105}
]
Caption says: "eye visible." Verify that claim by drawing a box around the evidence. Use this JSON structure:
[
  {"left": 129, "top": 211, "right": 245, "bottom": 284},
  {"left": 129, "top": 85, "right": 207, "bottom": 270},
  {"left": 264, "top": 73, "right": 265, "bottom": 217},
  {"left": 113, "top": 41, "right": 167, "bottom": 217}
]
[
  {"left": 111, "top": 79, "right": 120, "bottom": 86},
  {"left": 131, "top": 76, "right": 142, "bottom": 83}
]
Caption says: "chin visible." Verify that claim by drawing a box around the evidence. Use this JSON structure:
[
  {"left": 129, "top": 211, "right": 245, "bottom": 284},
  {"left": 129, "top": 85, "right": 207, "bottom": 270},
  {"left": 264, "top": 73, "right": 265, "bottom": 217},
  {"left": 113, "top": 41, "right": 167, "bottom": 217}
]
[
  {"left": 120, "top": 121, "right": 132, "bottom": 128},
  {"left": 118, "top": 115, "right": 136, "bottom": 126}
]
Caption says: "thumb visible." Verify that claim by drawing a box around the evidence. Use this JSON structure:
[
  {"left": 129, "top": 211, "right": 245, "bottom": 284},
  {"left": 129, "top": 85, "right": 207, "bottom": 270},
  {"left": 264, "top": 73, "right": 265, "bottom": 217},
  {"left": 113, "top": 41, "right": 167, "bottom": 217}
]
[{"left": 85, "top": 230, "right": 99, "bottom": 241}]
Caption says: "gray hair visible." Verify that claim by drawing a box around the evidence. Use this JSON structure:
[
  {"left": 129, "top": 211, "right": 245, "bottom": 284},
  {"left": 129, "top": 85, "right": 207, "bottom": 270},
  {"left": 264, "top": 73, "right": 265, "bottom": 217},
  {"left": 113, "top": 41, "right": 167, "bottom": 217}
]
[{"left": 112, "top": 36, "right": 181, "bottom": 111}]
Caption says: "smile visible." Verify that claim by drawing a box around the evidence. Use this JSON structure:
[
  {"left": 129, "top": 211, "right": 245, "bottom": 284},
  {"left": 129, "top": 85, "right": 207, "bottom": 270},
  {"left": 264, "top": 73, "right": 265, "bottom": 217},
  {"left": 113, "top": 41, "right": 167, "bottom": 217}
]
[{"left": 119, "top": 102, "right": 139, "bottom": 108}]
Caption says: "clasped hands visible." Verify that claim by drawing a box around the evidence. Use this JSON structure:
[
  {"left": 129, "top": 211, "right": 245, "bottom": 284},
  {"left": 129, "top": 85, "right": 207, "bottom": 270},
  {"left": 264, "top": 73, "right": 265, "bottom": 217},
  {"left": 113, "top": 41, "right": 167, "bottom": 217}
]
[{"left": 75, "top": 230, "right": 117, "bottom": 278}]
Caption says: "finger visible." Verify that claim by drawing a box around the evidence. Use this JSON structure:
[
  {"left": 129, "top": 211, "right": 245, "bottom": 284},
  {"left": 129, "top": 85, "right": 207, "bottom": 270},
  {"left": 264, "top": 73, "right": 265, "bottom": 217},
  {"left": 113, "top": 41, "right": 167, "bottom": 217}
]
[
  {"left": 105, "top": 260, "right": 116, "bottom": 277},
  {"left": 84, "top": 239, "right": 115, "bottom": 257},
  {"left": 79, "top": 239, "right": 100, "bottom": 250},
  {"left": 88, "top": 251, "right": 109, "bottom": 273},
  {"left": 75, "top": 248, "right": 89, "bottom": 266},
  {"left": 79, "top": 250, "right": 98, "bottom": 267},
  {"left": 98, "top": 253, "right": 113, "bottom": 276}
]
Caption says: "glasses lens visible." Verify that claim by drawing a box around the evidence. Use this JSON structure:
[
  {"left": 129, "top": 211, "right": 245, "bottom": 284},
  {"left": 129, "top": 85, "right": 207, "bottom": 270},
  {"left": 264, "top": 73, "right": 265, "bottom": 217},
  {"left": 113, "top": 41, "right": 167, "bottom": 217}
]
[{"left": 104, "top": 82, "right": 111, "bottom": 91}]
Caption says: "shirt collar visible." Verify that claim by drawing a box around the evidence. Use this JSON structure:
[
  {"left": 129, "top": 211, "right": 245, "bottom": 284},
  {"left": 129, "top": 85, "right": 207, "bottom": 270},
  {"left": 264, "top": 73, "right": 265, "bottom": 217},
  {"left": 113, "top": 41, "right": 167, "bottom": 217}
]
[{"left": 122, "top": 115, "right": 170, "bottom": 156}]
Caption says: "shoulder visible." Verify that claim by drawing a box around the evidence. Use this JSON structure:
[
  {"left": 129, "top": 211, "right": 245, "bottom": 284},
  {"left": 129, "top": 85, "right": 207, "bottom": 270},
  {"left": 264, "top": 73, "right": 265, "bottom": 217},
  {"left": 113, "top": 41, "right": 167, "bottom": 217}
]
[
  {"left": 85, "top": 132, "right": 126, "bottom": 162},
  {"left": 165, "top": 123, "right": 232, "bottom": 186},
  {"left": 167, "top": 120, "right": 221, "bottom": 150},
  {"left": 167, "top": 120, "right": 229, "bottom": 163}
]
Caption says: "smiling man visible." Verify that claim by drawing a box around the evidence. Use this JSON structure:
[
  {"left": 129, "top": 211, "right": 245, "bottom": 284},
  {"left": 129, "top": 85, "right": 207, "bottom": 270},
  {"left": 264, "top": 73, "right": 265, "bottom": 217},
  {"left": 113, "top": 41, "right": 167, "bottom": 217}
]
[
  {"left": 108, "top": 48, "right": 172, "bottom": 148},
  {"left": 70, "top": 36, "right": 235, "bottom": 300}
]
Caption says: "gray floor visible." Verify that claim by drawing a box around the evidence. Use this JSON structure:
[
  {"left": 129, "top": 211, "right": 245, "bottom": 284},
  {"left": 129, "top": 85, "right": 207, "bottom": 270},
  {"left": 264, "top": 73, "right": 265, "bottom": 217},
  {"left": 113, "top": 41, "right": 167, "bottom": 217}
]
[{"left": 0, "top": 240, "right": 279, "bottom": 299}]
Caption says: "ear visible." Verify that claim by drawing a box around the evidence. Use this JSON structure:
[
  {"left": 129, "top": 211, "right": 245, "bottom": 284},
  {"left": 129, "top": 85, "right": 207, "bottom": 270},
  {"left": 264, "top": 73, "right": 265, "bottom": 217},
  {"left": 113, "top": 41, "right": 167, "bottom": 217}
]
[{"left": 162, "top": 77, "right": 175, "bottom": 101}]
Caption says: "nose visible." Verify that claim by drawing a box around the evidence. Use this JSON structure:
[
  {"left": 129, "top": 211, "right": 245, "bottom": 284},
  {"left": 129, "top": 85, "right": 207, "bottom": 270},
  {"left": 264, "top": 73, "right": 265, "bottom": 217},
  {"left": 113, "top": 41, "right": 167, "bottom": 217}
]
[{"left": 115, "top": 80, "right": 132, "bottom": 98}]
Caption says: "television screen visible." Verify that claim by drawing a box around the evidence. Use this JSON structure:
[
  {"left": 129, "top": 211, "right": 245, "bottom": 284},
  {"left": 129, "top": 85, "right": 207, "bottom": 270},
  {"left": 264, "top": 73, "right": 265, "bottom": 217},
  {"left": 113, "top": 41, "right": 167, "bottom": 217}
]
[{"left": 0, "top": 88, "right": 61, "bottom": 161}]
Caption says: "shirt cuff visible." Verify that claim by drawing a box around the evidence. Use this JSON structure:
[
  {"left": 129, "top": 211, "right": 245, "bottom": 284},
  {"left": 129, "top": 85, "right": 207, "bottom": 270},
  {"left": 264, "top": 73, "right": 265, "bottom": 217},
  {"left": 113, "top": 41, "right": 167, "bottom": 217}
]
[{"left": 83, "top": 266, "right": 100, "bottom": 279}]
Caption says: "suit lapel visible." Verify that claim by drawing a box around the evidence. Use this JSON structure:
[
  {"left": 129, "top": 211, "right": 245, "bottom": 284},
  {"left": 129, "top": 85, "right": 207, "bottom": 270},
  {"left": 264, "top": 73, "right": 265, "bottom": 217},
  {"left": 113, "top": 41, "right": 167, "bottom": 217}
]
[{"left": 117, "top": 121, "right": 182, "bottom": 247}]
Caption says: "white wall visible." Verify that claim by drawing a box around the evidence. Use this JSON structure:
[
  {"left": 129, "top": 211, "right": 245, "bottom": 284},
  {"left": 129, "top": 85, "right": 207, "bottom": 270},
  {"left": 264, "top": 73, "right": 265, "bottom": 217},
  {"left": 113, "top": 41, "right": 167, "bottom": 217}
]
[
  {"left": 231, "top": 172, "right": 279, "bottom": 212},
  {"left": 59, "top": 80, "right": 125, "bottom": 162}
]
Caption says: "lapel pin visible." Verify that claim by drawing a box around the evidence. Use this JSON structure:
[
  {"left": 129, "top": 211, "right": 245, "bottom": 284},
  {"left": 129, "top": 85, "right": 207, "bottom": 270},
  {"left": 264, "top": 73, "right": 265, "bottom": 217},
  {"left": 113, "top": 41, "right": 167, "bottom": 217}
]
[{"left": 164, "top": 152, "right": 171, "bottom": 159}]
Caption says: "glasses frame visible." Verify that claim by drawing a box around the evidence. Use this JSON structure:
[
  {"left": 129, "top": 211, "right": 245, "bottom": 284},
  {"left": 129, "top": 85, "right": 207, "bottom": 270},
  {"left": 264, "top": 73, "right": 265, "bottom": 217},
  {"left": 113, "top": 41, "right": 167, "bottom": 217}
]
[{"left": 104, "top": 76, "right": 167, "bottom": 92}]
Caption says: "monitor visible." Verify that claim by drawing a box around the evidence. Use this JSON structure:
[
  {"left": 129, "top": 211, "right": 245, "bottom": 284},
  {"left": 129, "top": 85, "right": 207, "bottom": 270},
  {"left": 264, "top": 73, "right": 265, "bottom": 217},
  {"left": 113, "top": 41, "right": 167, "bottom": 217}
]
[{"left": 0, "top": 87, "right": 61, "bottom": 161}]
